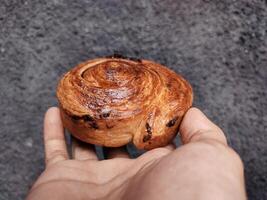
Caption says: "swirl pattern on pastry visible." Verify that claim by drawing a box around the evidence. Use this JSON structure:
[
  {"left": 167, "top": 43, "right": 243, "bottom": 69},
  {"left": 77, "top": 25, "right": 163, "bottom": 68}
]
[{"left": 57, "top": 57, "right": 193, "bottom": 150}]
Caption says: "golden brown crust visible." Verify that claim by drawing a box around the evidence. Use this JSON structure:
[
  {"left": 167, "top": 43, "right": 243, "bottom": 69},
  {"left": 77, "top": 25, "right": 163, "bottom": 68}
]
[{"left": 56, "top": 57, "right": 193, "bottom": 150}]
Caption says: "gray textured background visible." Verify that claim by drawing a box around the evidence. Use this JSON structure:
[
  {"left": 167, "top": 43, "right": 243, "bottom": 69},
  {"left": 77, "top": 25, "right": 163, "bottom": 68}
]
[{"left": 0, "top": 0, "right": 266, "bottom": 199}]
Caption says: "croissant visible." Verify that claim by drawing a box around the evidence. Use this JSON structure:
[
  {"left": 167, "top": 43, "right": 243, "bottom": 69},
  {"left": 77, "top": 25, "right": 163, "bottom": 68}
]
[{"left": 56, "top": 55, "right": 193, "bottom": 150}]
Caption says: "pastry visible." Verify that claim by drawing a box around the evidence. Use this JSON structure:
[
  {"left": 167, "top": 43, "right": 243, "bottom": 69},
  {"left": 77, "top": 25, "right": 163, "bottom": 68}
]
[{"left": 56, "top": 55, "right": 193, "bottom": 150}]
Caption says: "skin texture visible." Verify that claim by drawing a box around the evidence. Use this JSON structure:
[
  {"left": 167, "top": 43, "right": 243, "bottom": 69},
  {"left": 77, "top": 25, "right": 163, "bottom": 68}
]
[
  {"left": 26, "top": 107, "right": 246, "bottom": 200},
  {"left": 57, "top": 58, "right": 193, "bottom": 150}
]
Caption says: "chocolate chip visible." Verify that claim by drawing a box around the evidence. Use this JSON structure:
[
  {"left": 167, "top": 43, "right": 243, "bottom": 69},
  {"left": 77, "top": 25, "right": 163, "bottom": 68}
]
[
  {"left": 106, "top": 124, "right": 115, "bottom": 129},
  {"left": 69, "top": 113, "right": 98, "bottom": 129},
  {"left": 143, "top": 134, "right": 152, "bottom": 142},
  {"left": 101, "top": 112, "right": 111, "bottom": 118},
  {"left": 143, "top": 123, "right": 152, "bottom": 142},
  {"left": 70, "top": 114, "right": 94, "bottom": 122},
  {"left": 71, "top": 115, "right": 82, "bottom": 121},
  {"left": 90, "top": 122, "right": 99, "bottom": 129},
  {"left": 83, "top": 115, "right": 94, "bottom": 121},
  {"left": 145, "top": 123, "right": 152, "bottom": 134},
  {"left": 106, "top": 52, "right": 141, "bottom": 62},
  {"left": 106, "top": 53, "right": 127, "bottom": 59},
  {"left": 80, "top": 115, "right": 99, "bottom": 129},
  {"left": 128, "top": 57, "right": 142, "bottom": 62},
  {"left": 166, "top": 82, "right": 172, "bottom": 89},
  {"left": 166, "top": 117, "right": 178, "bottom": 127}
]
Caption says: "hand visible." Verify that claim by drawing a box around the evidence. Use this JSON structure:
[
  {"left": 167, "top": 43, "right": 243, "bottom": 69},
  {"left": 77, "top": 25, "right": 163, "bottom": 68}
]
[{"left": 26, "top": 107, "right": 246, "bottom": 200}]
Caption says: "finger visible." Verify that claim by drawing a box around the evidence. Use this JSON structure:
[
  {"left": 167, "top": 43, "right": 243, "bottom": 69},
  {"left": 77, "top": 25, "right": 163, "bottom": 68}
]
[
  {"left": 179, "top": 107, "right": 227, "bottom": 145},
  {"left": 71, "top": 137, "right": 98, "bottom": 160},
  {"left": 103, "top": 146, "right": 130, "bottom": 159},
  {"left": 44, "top": 107, "right": 69, "bottom": 167}
]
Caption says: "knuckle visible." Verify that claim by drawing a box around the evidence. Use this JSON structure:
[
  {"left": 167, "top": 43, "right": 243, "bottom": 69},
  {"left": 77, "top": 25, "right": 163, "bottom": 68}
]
[
  {"left": 170, "top": 139, "right": 244, "bottom": 175},
  {"left": 46, "top": 150, "right": 68, "bottom": 163},
  {"left": 203, "top": 139, "right": 226, "bottom": 148},
  {"left": 188, "top": 129, "right": 227, "bottom": 145},
  {"left": 196, "top": 139, "right": 227, "bottom": 155},
  {"left": 198, "top": 140, "right": 244, "bottom": 169}
]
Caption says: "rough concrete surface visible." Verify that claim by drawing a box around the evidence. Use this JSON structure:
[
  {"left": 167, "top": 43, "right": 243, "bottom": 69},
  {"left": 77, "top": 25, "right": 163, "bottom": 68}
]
[{"left": 0, "top": 0, "right": 266, "bottom": 199}]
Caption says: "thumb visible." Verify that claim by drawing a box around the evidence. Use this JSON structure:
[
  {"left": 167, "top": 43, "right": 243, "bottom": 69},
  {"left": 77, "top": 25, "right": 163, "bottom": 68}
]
[{"left": 179, "top": 107, "right": 227, "bottom": 145}]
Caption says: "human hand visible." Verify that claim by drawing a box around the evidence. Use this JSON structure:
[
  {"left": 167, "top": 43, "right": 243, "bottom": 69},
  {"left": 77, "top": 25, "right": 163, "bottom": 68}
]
[{"left": 26, "top": 107, "right": 246, "bottom": 200}]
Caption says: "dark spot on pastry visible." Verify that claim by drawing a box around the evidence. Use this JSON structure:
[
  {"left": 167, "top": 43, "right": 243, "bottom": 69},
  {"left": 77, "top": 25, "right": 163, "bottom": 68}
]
[
  {"left": 143, "top": 134, "right": 152, "bottom": 142},
  {"left": 69, "top": 113, "right": 98, "bottom": 129},
  {"left": 106, "top": 53, "right": 127, "bottom": 59},
  {"left": 166, "top": 82, "right": 172, "bottom": 88},
  {"left": 143, "top": 123, "right": 152, "bottom": 142},
  {"left": 83, "top": 115, "right": 94, "bottom": 121},
  {"left": 166, "top": 117, "right": 178, "bottom": 127},
  {"left": 90, "top": 121, "right": 99, "bottom": 129},
  {"left": 106, "top": 53, "right": 141, "bottom": 62},
  {"left": 100, "top": 112, "right": 111, "bottom": 118},
  {"left": 70, "top": 114, "right": 98, "bottom": 129},
  {"left": 73, "top": 115, "right": 98, "bottom": 129},
  {"left": 128, "top": 57, "right": 142, "bottom": 62},
  {"left": 70, "top": 115, "right": 82, "bottom": 121},
  {"left": 106, "top": 124, "right": 115, "bottom": 129},
  {"left": 145, "top": 123, "right": 152, "bottom": 134},
  {"left": 166, "top": 79, "right": 176, "bottom": 89}
]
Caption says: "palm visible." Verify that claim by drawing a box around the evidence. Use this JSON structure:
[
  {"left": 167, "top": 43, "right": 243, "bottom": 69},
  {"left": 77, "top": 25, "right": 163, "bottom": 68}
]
[{"left": 29, "top": 147, "right": 171, "bottom": 200}]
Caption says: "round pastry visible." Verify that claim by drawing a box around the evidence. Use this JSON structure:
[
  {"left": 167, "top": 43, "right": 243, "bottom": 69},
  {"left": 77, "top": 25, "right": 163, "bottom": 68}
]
[{"left": 56, "top": 55, "right": 193, "bottom": 150}]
